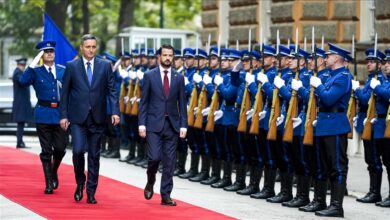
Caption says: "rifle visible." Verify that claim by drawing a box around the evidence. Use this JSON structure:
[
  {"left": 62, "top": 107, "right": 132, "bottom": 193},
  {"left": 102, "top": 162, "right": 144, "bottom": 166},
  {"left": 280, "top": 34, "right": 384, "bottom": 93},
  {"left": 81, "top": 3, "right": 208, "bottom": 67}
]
[
  {"left": 130, "top": 75, "right": 141, "bottom": 116},
  {"left": 346, "top": 35, "right": 357, "bottom": 139},
  {"left": 193, "top": 71, "right": 209, "bottom": 129},
  {"left": 205, "top": 72, "right": 220, "bottom": 132},
  {"left": 303, "top": 45, "right": 317, "bottom": 145},
  {"left": 118, "top": 65, "right": 127, "bottom": 113},
  {"left": 362, "top": 34, "right": 378, "bottom": 141},
  {"left": 237, "top": 69, "right": 252, "bottom": 132},
  {"left": 125, "top": 78, "right": 135, "bottom": 114},
  {"left": 188, "top": 72, "right": 198, "bottom": 127},
  {"left": 283, "top": 45, "right": 300, "bottom": 143},
  {"left": 267, "top": 35, "right": 281, "bottom": 141},
  {"left": 249, "top": 46, "right": 265, "bottom": 135}
]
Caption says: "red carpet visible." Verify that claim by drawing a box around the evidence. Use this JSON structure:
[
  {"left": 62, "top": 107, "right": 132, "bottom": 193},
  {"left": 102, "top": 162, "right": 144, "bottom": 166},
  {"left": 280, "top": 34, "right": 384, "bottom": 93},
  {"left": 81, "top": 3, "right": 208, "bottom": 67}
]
[{"left": 0, "top": 146, "right": 235, "bottom": 220}]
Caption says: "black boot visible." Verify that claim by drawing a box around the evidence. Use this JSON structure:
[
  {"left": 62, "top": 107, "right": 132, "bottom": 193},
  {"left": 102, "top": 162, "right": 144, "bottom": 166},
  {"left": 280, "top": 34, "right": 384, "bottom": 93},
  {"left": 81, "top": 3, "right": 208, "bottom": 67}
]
[
  {"left": 119, "top": 139, "right": 136, "bottom": 162},
  {"left": 190, "top": 155, "right": 211, "bottom": 182},
  {"left": 376, "top": 174, "right": 390, "bottom": 207},
  {"left": 128, "top": 141, "right": 144, "bottom": 164},
  {"left": 52, "top": 151, "right": 65, "bottom": 190},
  {"left": 283, "top": 175, "right": 311, "bottom": 207},
  {"left": 224, "top": 164, "right": 246, "bottom": 191},
  {"left": 267, "top": 172, "right": 293, "bottom": 203},
  {"left": 201, "top": 159, "right": 221, "bottom": 185},
  {"left": 173, "top": 152, "right": 187, "bottom": 176},
  {"left": 102, "top": 137, "right": 113, "bottom": 157},
  {"left": 357, "top": 172, "right": 382, "bottom": 203},
  {"left": 179, "top": 153, "right": 199, "bottom": 179},
  {"left": 250, "top": 167, "right": 276, "bottom": 199},
  {"left": 315, "top": 182, "right": 345, "bottom": 218},
  {"left": 237, "top": 166, "right": 262, "bottom": 195},
  {"left": 42, "top": 161, "right": 53, "bottom": 194},
  {"left": 299, "top": 180, "right": 327, "bottom": 212},
  {"left": 211, "top": 161, "right": 232, "bottom": 188},
  {"left": 135, "top": 143, "right": 148, "bottom": 167},
  {"left": 100, "top": 136, "right": 108, "bottom": 155},
  {"left": 105, "top": 137, "right": 121, "bottom": 158}
]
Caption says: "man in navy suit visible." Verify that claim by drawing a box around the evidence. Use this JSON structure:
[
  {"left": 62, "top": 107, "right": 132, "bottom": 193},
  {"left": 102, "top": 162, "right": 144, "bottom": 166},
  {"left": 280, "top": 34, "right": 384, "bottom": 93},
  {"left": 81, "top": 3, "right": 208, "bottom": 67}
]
[
  {"left": 139, "top": 44, "right": 187, "bottom": 206},
  {"left": 60, "top": 34, "right": 120, "bottom": 204}
]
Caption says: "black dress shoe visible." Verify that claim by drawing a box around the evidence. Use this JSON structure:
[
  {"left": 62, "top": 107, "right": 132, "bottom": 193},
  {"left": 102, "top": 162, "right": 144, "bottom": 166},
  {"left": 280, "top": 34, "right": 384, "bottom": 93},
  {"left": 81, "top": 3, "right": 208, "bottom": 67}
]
[
  {"left": 161, "top": 197, "right": 177, "bottom": 206},
  {"left": 52, "top": 176, "right": 59, "bottom": 190},
  {"left": 74, "top": 184, "right": 84, "bottom": 202},
  {"left": 87, "top": 195, "right": 97, "bottom": 204},
  {"left": 144, "top": 183, "right": 154, "bottom": 200}
]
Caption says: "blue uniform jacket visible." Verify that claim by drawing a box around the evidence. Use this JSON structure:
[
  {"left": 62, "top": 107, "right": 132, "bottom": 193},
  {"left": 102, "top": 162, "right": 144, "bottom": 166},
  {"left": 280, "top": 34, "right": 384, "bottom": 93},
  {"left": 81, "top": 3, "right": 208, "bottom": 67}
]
[
  {"left": 315, "top": 66, "right": 352, "bottom": 136},
  {"left": 372, "top": 74, "right": 390, "bottom": 139},
  {"left": 19, "top": 65, "right": 65, "bottom": 124},
  {"left": 277, "top": 68, "right": 294, "bottom": 131},
  {"left": 12, "top": 67, "right": 33, "bottom": 123},
  {"left": 214, "top": 70, "right": 239, "bottom": 126}
]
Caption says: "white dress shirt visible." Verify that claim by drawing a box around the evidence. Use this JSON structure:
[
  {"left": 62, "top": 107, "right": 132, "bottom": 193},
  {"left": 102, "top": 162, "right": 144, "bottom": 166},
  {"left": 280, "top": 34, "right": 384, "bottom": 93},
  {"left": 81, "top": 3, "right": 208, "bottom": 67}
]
[{"left": 83, "top": 57, "right": 94, "bottom": 75}]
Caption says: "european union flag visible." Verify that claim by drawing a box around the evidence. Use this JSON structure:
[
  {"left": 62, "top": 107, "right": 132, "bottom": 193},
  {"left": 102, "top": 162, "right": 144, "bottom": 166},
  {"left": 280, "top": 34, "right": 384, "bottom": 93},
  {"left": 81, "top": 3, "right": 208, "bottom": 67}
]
[{"left": 43, "top": 13, "right": 78, "bottom": 65}]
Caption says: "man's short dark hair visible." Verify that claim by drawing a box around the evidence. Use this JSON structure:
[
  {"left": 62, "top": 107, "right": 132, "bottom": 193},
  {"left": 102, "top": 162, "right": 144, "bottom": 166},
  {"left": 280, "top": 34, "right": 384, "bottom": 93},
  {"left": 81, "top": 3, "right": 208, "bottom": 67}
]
[
  {"left": 81, "top": 34, "right": 97, "bottom": 45},
  {"left": 157, "top": 44, "right": 174, "bottom": 55}
]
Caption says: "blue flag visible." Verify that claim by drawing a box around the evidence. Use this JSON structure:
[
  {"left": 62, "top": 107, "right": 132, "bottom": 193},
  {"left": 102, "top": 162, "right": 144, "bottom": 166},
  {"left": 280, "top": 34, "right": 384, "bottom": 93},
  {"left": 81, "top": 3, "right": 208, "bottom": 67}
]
[{"left": 43, "top": 13, "right": 78, "bottom": 66}]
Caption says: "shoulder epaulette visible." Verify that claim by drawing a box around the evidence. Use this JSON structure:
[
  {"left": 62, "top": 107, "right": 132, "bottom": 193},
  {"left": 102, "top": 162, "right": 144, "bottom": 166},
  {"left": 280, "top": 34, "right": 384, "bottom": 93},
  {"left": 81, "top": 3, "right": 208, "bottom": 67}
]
[{"left": 56, "top": 64, "right": 65, "bottom": 69}]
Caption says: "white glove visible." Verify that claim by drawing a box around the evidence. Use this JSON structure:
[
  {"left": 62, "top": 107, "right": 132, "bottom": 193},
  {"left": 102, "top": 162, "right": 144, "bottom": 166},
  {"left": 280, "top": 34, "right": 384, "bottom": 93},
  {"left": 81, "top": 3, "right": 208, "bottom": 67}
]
[
  {"left": 351, "top": 80, "right": 360, "bottom": 91},
  {"left": 274, "top": 76, "right": 285, "bottom": 89},
  {"left": 214, "top": 75, "right": 224, "bottom": 86},
  {"left": 245, "top": 73, "right": 255, "bottom": 84},
  {"left": 257, "top": 72, "right": 268, "bottom": 84},
  {"left": 184, "top": 76, "right": 189, "bottom": 86},
  {"left": 136, "top": 70, "right": 144, "bottom": 80},
  {"left": 246, "top": 109, "right": 254, "bottom": 120},
  {"left": 214, "top": 110, "right": 223, "bottom": 121},
  {"left": 124, "top": 96, "right": 129, "bottom": 103},
  {"left": 130, "top": 96, "right": 137, "bottom": 104},
  {"left": 259, "top": 110, "right": 267, "bottom": 121},
  {"left": 29, "top": 50, "right": 44, "bottom": 68},
  {"left": 292, "top": 117, "right": 302, "bottom": 128},
  {"left": 370, "top": 118, "right": 377, "bottom": 124},
  {"left": 203, "top": 74, "right": 212, "bottom": 85},
  {"left": 387, "top": 115, "right": 390, "bottom": 121},
  {"left": 276, "top": 114, "right": 285, "bottom": 126},
  {"left": 312, "top": 120, "right": 317, "bottom": 127},
  {"left": 136, "top": 98, "right": 140, "bottom": 103},
  {"left": 232, "top": 61, "right": 243, "bottom": 72},
  {"left": 363, "top": 118, "right": 367, "bottom": 125},
  {"left": 370, "top": 78, "right": 380, "bottom": 90},
  {"left": 353, "top": 116, "right": 358, "bottom": 127},
  {"left": 310, "top": 76, "right": 322, "bottom": 88},
  {"left": 193, "top": 73, "right": 202, "bottom": 84},
  {"left": 202, "top": 107, "right": 210, "bottom": 116},
  {"left": 129, "top": 71, "right": 137, "bottom": 80},
  {"left": 194, "top": 107, "right": 198, "bottom": 115},
  {"left": 119, "top": 69, "right": 128, "bottom": 79},
  {"left": 291, "top": 79, "right": 303, "bottom": 91}
]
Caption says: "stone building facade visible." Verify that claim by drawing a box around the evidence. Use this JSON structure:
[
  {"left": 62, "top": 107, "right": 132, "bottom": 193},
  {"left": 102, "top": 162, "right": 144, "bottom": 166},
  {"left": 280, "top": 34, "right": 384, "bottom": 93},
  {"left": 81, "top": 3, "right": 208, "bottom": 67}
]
[{"left": 201, "top": 0, "right": 390, "bottom": 81}]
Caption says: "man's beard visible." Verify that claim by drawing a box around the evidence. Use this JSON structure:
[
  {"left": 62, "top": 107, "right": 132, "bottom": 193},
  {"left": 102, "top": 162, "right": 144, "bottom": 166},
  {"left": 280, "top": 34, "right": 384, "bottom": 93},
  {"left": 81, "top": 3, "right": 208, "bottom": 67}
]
[{"left": 161, "top": 59, "right": 171, "bottom": 68}]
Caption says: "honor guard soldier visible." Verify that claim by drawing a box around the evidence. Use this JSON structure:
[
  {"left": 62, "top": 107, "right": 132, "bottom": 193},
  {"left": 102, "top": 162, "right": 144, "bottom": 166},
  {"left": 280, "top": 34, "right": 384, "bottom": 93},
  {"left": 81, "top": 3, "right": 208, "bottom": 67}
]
[
  {"left": 309, "top": 43, "right": 352, "bottom": 217},
  {"left": 12, "top": 57, "right": 33, "bottom": 148},
  {"left": 369, "top": 48, "right": 390, "bottom": 207},
  {"left": 352, "top": 48, "right": 386, "bottom": 204},
  {"left": 19, "top": 40, "right": 67, "bottom": 194},
  {"left": 249, "top": 45, "right": 278, "bottom": 199},
  {"left": 200, "top": 47, "right": 223, "bottom": 185},
  {"left": 147, "top": 48, "right": 158, "bottom": 70}
]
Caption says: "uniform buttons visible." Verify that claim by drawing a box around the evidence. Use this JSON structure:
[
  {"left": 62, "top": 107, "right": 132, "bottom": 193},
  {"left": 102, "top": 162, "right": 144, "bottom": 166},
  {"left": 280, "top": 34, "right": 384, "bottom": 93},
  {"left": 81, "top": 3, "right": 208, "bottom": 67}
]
[
  {"left": 52, "top": 97, "right": 55, "bottom": 100},
  {"left": 53, "top": 89, "right": 55, "bottom": 92}
]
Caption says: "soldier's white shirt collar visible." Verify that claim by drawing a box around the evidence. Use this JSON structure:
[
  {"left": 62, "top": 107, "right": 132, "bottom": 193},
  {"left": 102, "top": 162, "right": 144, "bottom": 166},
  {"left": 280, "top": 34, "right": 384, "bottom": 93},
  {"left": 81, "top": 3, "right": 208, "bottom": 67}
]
[
  {"left": 83, "top": 57, "right": 94, "bottom": 73},
  {"left": 44, "top": 63, "right": 56, "bottom": 79}
]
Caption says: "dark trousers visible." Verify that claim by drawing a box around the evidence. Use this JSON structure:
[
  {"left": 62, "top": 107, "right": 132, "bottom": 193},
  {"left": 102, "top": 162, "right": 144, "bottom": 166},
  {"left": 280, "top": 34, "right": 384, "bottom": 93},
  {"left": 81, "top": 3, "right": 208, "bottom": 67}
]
[
  {"left": 363, "top": 139, "right": 383, "bottom": 173},
  {"left": 305, "top": 137, "right": 320, "bottom": 179},
  {"left": 258, "top": 129, "right": 274, "bottom": 169},
  {"left": 71, "top": 114, "right": 105, "bottom": 196},
  {"left": 105, "top": 116, "right": 120, "bottom": 137},
  {"left": 146, "top": 117, "right": 178, "bottom": 199},
  {"left": 36, "top": 123, "right": 66, "bottom": 162},
  {"left": 187, "top": 127, "right": 199, "bottom": 154},
  {"left": 269, "top": 131, "right": 293, "bottom": 173},
  {"left": 379, "top": 138, "right": 390, "bottom": 172},
  {"left": 194, "top": 125, "right": 209, "bottom": 156},
  {"left": 289, "top": 135, "right": 310, "bottom": 176},
  {"left": 16, "top": 122, "right": 25, "bottom": 146},
  {"left": 215, "top": 125, "right": 236, "bottom": 162},
  {"left": 205, "top": 128, "right": 219, "bottom": 159},
  {"left": 318, "top": 134, "right": 348, "bottom": 184}
]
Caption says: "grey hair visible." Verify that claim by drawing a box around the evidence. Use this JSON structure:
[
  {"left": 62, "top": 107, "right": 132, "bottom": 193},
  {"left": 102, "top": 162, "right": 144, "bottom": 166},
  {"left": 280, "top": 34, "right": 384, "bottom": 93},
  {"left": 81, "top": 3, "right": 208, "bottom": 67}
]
[{"left": 81, "top": 34, "right": 97, "bottom": 45}]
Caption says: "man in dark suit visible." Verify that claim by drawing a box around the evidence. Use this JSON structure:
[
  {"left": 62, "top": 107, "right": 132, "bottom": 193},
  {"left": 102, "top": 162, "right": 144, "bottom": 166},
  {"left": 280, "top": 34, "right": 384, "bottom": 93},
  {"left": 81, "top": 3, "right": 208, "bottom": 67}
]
[
  {"left": 60, "top": 34, "right": 120, "bottom": 204},
  {"left": 11, "top": 57, "right": 33, "bottom": 148},
  {"left": 139, "top": 44, "right": 187, "bottom": 206}
]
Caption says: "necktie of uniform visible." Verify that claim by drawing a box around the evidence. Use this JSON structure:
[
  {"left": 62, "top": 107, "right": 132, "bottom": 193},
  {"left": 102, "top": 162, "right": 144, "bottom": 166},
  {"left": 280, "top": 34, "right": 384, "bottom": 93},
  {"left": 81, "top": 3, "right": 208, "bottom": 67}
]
[
  {"left": 86, "top": 62, "right": 92, "bottom": 86},
  {"left": 48, "top": 67, "right": 54, "bottom": 79},
  {"left": 163, "top": 70, "right": 169, "bottom": 97}
]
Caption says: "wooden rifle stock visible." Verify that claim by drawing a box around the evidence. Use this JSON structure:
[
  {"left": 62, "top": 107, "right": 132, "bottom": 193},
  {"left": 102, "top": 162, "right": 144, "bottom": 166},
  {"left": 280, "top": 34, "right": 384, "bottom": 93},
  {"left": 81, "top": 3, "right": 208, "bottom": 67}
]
[
  {"left": 205, "top": 81, "right": 220, "bottom": 132},
  {"left": 125, "top": 79, "right": 134, "bottom": 114},
  {"left": 283, "top": 72, "right": 299, "bottom": 143},
  {"left": 194, "top": 81, "right": 208, "bottom": 129},
  {"left": 119, "top": 82, "right": 126, "bottom": 113},
  {"left": 384, "top": 106, "right": 390, "bottom": 138},
  {"left": 267, "top": 73, "right": 281, "bottom": 141},
  {"left": 361, "top": 75, "right": 378, "bottom": 141},
  {"left": 130, "top": 79, "right": 140, "bottom": 116},
  {"left": 303, "top": 84, "right": 317, "bottom": 145},
  {"left": 249, "top": 82, "right": 263, "bottom": 135},
  {"left": 237, "top": 70, "right": 253, "bottom": 133},
  {"left": 346, "top": 89, "right": 356, "bottom": 139},
  {"left": 187, "top": 82, "right": 198, "bottom": 127}
]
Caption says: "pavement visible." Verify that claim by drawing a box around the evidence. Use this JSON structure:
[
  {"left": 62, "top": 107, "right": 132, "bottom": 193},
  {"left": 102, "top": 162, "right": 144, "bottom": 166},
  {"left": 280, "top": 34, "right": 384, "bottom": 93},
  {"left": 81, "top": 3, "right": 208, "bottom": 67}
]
[{"left": 0, "top": 135, "right": 389, "bottom": 219}]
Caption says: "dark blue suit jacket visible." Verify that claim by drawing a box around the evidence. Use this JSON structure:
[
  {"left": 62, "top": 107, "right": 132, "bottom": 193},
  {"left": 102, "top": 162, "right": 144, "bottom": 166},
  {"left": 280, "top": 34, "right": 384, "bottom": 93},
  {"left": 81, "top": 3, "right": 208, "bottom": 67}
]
[
  {"left": 12, "top": 67, "right": 33, "bottom": 123},
  {"left": 138, "top": 66, "right": 187, "bottom": 133},
  {"left": 60, "top": 57, "right": 119, "bottom": 124}
]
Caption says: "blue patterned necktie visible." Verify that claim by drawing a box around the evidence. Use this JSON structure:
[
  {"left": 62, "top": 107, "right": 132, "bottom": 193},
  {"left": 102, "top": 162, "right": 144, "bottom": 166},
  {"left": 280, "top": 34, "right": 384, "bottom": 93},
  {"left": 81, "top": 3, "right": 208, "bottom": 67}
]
[{"left": 86, "top": 62, "right": 92, "bottom": 86}]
